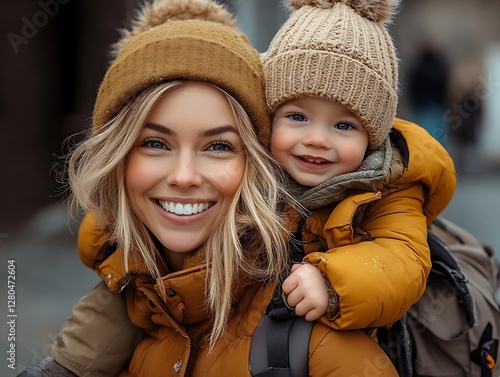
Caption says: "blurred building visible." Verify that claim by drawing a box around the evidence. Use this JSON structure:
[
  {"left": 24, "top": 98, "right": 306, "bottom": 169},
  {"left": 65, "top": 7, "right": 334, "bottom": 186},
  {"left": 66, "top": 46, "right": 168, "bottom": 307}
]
[
  {"left": 393, "top": 0, "right": 500, "bottom": 168},
  {"left": 1, "top": 0, "right": 138, "bottom": 235}
]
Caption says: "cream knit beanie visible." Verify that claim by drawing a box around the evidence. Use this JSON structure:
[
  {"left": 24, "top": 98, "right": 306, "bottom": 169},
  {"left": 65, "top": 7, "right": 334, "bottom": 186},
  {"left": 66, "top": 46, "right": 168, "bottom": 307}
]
[
  {"left": 93, "top": 0, "right": 270, "bottom": 146},
  {"left": 262, "top": 0, "right": 400, "bottom": 149}
]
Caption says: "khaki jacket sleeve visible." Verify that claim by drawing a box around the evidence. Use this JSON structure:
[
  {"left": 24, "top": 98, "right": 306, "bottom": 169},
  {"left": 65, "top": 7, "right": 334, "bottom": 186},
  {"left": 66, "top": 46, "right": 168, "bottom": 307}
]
[
  {"left": 51, "top": 214, "right": 144, "bottom": 377},
  {"left": 51, "top": 282, "right": 144, "bottom": 377}
]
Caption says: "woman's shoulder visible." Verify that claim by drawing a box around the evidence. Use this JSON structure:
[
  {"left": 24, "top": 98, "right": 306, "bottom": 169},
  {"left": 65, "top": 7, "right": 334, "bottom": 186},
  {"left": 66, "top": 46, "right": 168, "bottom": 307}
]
[
  {"left": 308, "top": 324, "right": 398, "bottom": 376},
  {"left": 77, "top": 213, "right": 114, "bottom": 270}
]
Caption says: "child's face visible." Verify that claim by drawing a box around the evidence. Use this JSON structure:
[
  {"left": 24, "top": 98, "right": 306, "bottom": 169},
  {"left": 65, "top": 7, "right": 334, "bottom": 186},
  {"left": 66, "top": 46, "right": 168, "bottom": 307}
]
[
  {"left": 270, "top": 97, "right": 369, "bottom": 187},
  {"left": 125, "top": 82, "right": 245, "bottom": 267}
]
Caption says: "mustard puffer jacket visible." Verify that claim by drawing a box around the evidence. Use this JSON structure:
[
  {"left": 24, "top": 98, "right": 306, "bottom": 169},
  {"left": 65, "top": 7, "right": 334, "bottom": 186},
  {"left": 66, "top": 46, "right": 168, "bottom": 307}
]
[
  {"left": 297, "top": 118, "right": 457, "bottom": 330},
  {"left": 77, "top": 215, "right": 398, "bottom": 376}
]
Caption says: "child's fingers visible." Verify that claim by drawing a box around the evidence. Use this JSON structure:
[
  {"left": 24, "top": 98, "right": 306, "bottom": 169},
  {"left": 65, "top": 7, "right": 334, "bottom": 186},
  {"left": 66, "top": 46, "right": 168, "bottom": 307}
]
[
  {"left": 281, "top": 273, "right": 299, "bottom": 295},
  {"left": 284, "top": 289, "right": 302, "bottom": 308},
  {"left": 293, "top": 299, "right": 320, "bottom": 320},
  {"left": 303, "top": 308, "right": 322, "bottom": 322}
]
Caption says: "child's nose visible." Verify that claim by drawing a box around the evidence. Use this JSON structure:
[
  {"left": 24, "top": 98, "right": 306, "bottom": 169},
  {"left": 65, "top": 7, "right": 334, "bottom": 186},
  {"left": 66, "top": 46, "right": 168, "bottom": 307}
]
[{"left": 302, "top": 128, "right": 331, "bottom": 149}]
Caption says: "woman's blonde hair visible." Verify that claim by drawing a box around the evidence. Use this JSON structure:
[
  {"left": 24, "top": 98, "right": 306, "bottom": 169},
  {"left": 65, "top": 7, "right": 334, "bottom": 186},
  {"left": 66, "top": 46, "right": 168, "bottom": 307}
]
[{"left": 68, "top": 80, "right": 293, "bottom": 347}]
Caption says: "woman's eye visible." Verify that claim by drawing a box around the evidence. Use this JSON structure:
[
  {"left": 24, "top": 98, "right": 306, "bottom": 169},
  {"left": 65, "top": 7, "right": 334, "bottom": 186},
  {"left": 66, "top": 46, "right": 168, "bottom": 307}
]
[
  {"left": 141, "top": 139, "right": 166, "bottom": 149},
  {"left": 149, "top": 140, "right": 165, "bottom": 149},
  {"left": 335, "top": 122, "right": 353, "bottom": 131},
  {"left": 208, "top": 141, "right": 235, "bottom": 153},
  {"left": 290, "top": 113, "right": 306, "bottom": 122}
]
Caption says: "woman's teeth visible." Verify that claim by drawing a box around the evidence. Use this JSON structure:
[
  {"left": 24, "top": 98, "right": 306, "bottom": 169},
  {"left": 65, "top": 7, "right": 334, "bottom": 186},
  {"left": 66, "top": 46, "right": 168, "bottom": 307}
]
[{"left": 157, "top": 200, "right": 210, "bottom": 215}]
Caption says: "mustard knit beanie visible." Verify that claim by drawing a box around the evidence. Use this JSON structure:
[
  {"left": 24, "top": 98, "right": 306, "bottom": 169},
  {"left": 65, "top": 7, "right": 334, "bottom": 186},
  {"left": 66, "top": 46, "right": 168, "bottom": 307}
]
[
  {"left": 262, "top": 0, "right": 400, "bottom": 149},
  {"left": 93, "top": 0, "right": 270, "bottom": 146}
]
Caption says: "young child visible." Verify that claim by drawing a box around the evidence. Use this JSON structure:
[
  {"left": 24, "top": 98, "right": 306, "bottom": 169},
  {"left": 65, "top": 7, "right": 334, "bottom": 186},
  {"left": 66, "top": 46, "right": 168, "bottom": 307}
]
[
  {"left": 262, "top": 0, "right": 456, "bottom": 330},
  {"left": 20, "top": 0, "right": 456, "bottom": 376}
]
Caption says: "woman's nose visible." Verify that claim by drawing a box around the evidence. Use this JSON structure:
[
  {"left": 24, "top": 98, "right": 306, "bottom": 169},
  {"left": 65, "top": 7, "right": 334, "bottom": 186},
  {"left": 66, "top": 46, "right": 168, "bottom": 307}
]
[{"left": 166, "top": 154, "right": 203, "bottom": 188}]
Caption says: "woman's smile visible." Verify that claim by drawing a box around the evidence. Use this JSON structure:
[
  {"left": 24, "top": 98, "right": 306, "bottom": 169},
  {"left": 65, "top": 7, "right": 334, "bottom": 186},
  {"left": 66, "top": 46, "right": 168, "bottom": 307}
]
[{"left": 156, "top": 199, "right": 214, "bottom": 215}]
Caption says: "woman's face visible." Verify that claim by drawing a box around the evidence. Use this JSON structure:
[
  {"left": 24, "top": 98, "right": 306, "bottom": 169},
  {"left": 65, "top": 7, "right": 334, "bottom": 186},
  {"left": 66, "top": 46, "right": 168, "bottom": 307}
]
[{"left": 126, "top": 82, "right": 246, "bottom": 269}]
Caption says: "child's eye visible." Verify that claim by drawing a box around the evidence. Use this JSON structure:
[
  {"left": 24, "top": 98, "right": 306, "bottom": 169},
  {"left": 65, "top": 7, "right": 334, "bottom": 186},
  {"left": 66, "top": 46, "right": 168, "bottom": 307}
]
[
  {"left": 334, "top": 122, "right": 353, "bottom": 131},
  {"left": 289, "top": 113, "right": 307, "bottom": 122},
  {"left": 207, "top": 140, "right": 235, "bottom": 153}
]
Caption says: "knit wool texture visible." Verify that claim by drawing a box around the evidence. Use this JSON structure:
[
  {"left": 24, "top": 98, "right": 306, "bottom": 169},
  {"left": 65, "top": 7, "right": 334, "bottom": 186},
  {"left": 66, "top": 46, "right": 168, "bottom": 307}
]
[
  {"left": 262, "top": 2, "right": 399, "bottom": 149},
  {"left": 93, "top": 19, "right": 270, "bottom": 146}
]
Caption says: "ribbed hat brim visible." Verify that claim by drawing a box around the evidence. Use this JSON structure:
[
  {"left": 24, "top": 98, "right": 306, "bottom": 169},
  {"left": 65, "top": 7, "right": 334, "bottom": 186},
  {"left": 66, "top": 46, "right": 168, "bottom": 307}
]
[{"left": 264, "top": 49, "right": 397, "bottom": 148}]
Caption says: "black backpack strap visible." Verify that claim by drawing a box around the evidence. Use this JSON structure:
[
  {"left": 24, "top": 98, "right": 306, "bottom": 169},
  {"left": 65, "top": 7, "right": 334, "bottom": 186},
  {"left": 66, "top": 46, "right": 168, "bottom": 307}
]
[
  {"left": 288, "top": 224, "right": 306, "bottom": 264},
  {"left": 250, "top": 218, "right": 312, "bottom": 377},
  {"left": 250, "top": 313, "right": 314, "bottom": 377},
  {"left": 378, "top": 314, "right": 413, "bottom": 377}
]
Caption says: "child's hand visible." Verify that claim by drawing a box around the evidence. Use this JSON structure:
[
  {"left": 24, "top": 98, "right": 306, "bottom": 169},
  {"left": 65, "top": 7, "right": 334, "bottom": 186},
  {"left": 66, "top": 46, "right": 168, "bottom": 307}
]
[{"left": 281, "top": 263, "right": 329, "bottom": 321}]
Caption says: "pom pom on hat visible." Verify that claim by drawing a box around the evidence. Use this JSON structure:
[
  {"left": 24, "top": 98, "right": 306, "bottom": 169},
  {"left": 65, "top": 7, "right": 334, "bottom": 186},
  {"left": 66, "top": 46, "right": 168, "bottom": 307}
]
[
  {"left": 288, "top": 0, "right": 399, "bottom": 24},
  {"left": 112, "top": 0, "right": 237, "bottom": 58},
  {"left": 94, "top": 0, "right": 271, "bottom": 146}
]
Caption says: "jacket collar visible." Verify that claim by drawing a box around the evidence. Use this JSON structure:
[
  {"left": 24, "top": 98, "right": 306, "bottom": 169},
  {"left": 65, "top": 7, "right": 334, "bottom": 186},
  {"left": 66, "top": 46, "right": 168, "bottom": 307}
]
[
  {"left": 153, "top": 263, "right": 210, "bottom": 325},
  {"left": 100, "top": 246, "right": 255, "bottom": 327}
]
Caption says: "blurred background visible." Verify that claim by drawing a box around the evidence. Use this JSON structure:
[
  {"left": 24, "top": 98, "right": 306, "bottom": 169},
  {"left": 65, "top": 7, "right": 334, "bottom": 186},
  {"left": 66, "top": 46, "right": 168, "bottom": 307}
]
[{"left": 1, "top": 0, "right": 499, "bottom": 375}]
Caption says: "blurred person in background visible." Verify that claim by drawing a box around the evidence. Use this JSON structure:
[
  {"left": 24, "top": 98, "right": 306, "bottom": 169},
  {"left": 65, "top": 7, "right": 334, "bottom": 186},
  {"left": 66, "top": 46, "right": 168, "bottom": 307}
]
[
  {"left": 407, "top": 42, "right": 450, "bottom": 146},
  {"left": 446, "top": 62, "right": 484, "bottom": 176}
]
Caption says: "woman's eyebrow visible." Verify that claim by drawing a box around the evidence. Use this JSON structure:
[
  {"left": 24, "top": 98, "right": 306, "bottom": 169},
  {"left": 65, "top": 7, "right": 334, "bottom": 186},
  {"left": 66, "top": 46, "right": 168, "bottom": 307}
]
[
  {"left": 144, "top": 122, "right": 175, "bottom": 135},
  {"left": 144, "top": 123, "right": 238, "bottom": 137},
  {"left": 199, "top": 125, "right": 238, "bottom": 137}
]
